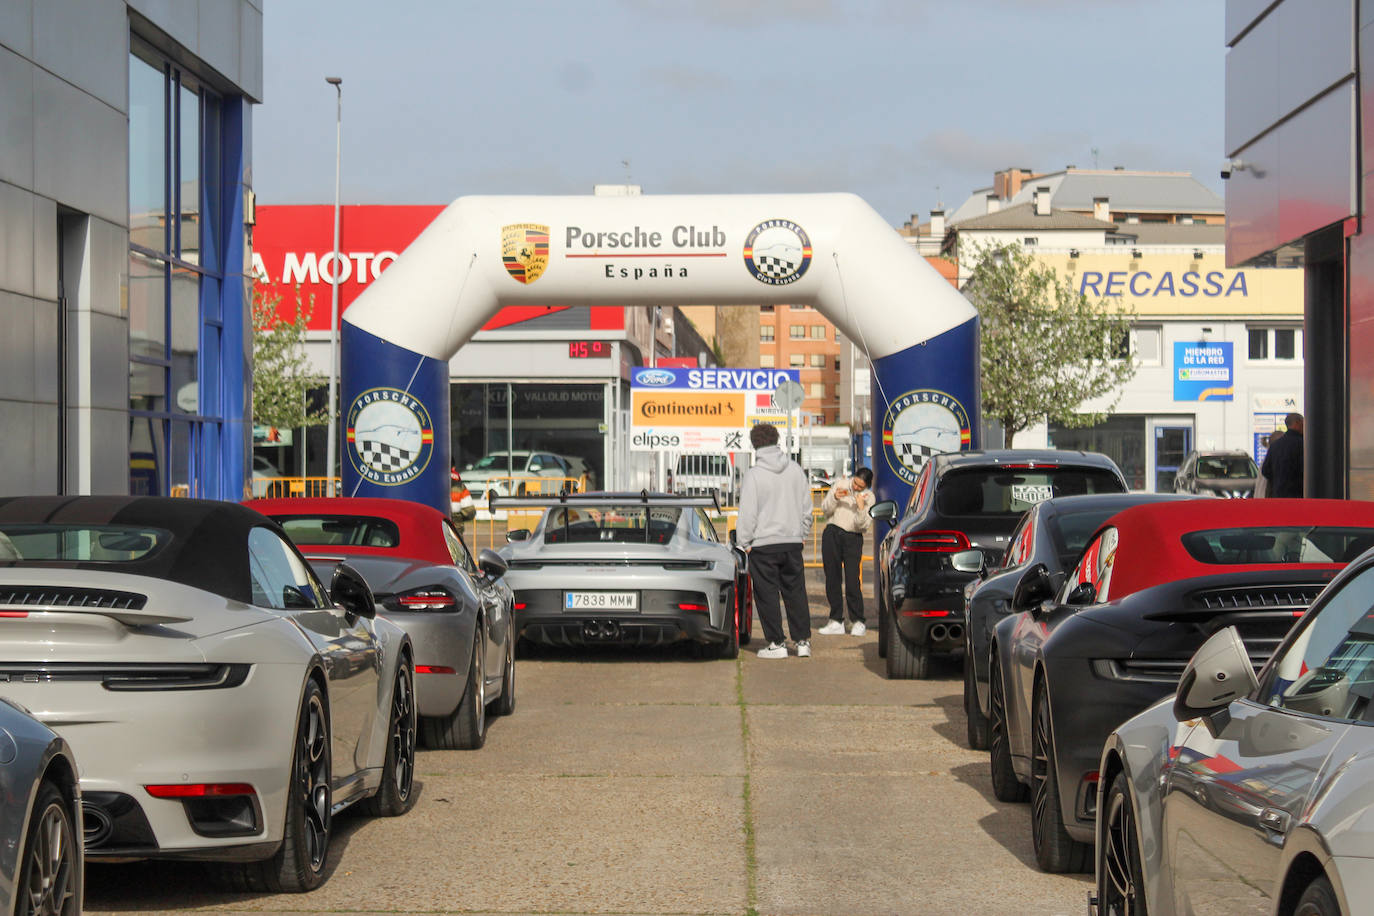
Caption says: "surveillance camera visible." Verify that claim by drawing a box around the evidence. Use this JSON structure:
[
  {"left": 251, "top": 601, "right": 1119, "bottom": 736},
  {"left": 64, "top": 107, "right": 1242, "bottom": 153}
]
[{"left": 1221, "top": 158, "right": 1248, "bottom": 181}]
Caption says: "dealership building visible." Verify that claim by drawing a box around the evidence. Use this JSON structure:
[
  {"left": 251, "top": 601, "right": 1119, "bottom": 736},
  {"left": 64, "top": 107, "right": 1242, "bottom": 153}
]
[{"left": 0, "top": 0, "right": 261, "bottom": 499}]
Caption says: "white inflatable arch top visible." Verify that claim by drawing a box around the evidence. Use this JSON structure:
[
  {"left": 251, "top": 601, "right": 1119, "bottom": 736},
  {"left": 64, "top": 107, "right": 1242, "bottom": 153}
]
[{"left": 340, "top": 193, "right": 980, "bottom": 514}]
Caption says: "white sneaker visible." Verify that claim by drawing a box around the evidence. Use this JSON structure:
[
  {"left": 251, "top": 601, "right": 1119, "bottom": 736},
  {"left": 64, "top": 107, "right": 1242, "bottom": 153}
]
[
  {"left": 795, "top": 640, "right": 812, "bottom": 658},
  {"left": 757, "top": 642, "right": 787, "bottom": 659},
  {"left": 850, "top": 621, "right": 867, "bottom": 637},
  {"left": 818, "top": 619, "right": 845, "bottom": 635}
]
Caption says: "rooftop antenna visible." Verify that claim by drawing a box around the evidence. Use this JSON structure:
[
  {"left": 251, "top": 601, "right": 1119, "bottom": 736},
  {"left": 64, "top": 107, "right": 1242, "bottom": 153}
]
[
  {"left": 935, "top": 184, "right": 942, "bottom": 209},
  {"left": 1091, "top": 147, "right": 1100, "bottom": 169},
  {"left": 622, "top": 158, "right": 632, "bottom": 184}
]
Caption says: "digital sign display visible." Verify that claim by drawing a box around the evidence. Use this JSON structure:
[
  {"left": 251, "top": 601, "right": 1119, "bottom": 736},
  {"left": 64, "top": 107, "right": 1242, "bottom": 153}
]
[{"left": 568, "top": 340, "right": 611, "bottom": 359}]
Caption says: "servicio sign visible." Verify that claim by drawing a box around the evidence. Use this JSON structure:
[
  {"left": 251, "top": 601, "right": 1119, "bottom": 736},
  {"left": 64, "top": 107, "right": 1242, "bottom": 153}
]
[{"left": 629, "top": 367, "right": 801, "bottom": 452}]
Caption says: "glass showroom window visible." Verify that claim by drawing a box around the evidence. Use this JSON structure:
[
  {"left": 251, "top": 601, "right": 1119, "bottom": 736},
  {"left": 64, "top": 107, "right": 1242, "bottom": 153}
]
[{"left": 128, "top": 46, "right": 225, "bottom": 497}]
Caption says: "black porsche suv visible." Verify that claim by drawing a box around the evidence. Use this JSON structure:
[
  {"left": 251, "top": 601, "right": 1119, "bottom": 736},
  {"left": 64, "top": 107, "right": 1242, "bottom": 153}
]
[{"left": 870, "top": 450, "right": 1127, "bottom": 679}]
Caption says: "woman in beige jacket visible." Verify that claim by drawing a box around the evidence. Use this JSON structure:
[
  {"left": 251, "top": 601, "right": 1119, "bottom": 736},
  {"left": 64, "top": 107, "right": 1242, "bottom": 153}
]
[{"left": 817, "top": 467, "right": 875, "bottom": 636}]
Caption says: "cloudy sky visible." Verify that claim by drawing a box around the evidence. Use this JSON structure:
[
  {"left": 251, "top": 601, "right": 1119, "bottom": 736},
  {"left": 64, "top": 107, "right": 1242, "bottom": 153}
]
[{"left": 254, "top": 0, "right": 1225, "bottom": 227}]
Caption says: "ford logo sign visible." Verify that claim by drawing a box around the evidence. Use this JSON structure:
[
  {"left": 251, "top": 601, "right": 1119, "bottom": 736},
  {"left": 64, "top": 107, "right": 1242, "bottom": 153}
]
[{"left": 636, "top": 369, "right": 675, "bottom": 387}]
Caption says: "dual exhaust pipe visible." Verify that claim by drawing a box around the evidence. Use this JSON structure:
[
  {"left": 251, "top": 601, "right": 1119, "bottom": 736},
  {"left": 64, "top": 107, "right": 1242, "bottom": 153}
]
[
  {"left": 929, "top": 623, "right": 964, "bottom": 643},
  {"left": 581, "top": 620, "right": 622, "bottom": 641}
]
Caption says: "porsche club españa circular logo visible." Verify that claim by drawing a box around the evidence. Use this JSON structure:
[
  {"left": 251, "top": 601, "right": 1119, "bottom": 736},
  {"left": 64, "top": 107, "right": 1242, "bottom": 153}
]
[
  {"left": 881, "top": 389, "right": 971, "bottom": 485},
  {"left": 346, "top": 387, "right": 435, "bottom": 485},
  {"left": 743, "top": 219, "right": 813, "bottom": 286}
]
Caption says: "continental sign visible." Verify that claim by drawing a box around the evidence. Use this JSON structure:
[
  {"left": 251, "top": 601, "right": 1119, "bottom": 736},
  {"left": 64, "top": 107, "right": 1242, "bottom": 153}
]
[{"left": 631, "top": 391, "right": 744, "bottom": 428}]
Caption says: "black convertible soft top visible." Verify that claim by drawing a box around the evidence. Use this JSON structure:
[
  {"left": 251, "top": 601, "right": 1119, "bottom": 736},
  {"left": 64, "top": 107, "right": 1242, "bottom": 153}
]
[{"left": 0, "top": 495, "right": 280, "bottom": 605}]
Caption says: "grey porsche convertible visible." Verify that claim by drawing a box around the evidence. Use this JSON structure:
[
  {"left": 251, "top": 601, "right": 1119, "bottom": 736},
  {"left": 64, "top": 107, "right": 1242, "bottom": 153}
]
[{"left": 496, "top": 492, "right": 753, "bottom": 658}]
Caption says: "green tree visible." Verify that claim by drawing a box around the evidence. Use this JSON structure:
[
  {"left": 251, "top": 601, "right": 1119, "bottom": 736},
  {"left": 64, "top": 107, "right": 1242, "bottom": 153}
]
[
  {"left": 963, "top": 242, "right": 1138, "bottom": 446},
  {"left": 251, "top": 283, "right": 328, "bottom": 431}
]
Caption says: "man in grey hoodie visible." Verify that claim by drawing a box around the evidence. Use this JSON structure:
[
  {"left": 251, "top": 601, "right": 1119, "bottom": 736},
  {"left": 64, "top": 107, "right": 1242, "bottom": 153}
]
[{"left": 737, "top": 422, "right": 813, "bottom": 658}]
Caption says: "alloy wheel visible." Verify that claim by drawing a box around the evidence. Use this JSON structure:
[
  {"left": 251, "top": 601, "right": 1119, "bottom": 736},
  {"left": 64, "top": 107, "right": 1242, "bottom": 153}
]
[
  {"left": 1030, "top": 692, "right": 1052, "bottom": 854},
  {"left": 1102, "top": 786, "right": 1140, "bottom": 915},
  {"left": 22, "top": 797, "right": 76, "bottom": 916},
  {"left": 389, "top": 668, "right": 416, "bottom": 801},
  {"left": 300, "top": 693, "right": 331, "bottom": 871}
]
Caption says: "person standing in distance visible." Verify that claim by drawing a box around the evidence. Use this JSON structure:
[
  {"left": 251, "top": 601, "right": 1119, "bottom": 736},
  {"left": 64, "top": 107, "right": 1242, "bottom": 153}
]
[
  {"left": 1261, "top": 412, "right": 1304, "bottom": 497},
  {"left": 817, "top": 467, "right": 874, "bottom": 636},
  {"left": 737, "top": 423, "right": 813, "bottom": 659}
]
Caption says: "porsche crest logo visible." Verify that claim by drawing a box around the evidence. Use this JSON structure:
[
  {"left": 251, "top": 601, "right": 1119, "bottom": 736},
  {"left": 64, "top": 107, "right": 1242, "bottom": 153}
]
[{"left": 501, "top": 223, "right": 550, "bottom": 285}]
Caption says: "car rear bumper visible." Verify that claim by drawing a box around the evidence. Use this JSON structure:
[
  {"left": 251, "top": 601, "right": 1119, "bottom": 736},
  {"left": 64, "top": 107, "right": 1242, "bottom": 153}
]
[{"left": 514, "top": 586, "right": 728, "bottom": 647}]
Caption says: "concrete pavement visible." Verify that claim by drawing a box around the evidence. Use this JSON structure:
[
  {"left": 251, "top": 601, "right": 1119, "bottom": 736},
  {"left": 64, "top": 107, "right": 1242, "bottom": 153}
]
[{"left": 84, "top": 569, "right": 1090, "bottom": 915}]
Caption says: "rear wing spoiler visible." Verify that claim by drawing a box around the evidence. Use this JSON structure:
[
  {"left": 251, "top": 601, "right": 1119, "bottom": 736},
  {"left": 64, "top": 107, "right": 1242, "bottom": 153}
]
[{"left": 491, "top": 489, "right": 721, "bottom": 512}]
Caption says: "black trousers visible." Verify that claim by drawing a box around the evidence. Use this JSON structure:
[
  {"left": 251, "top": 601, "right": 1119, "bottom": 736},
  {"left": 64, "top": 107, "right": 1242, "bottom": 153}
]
[
  {"left": 749, "top": 543, "right": 811, "bottom": 645},
  {"left": 822, "top": 524, "right": 865, "bottom": 624}
]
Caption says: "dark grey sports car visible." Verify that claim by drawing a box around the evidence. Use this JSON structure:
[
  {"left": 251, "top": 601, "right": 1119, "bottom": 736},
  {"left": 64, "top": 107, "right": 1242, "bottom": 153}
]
[
  {"left": 988, "top": 498, "right": 1374, "bottom": 874},
  {"left": 962, "top": 493, "right": 1197, "bottom": 752},
  {"left": 0, "top": 697, "right": 82, "bottom": 916}
]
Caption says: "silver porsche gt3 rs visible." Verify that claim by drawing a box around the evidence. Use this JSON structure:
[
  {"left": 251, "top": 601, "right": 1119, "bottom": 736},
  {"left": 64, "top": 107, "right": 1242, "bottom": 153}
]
[
  {"left": 497, "top": 493, "right": 753, "bottom": 658},
  {"left": 0, "top": 496, "right": 418, "bottom": 893}
]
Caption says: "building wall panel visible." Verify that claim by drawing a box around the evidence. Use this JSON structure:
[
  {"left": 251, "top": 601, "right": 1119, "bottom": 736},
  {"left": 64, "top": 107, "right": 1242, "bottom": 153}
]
[
  {"left": 1225, "top": 10, "right": 1279, "bottom": 155},
  {"left": 33, "top": 0, "right": 126, "bottom": 114},
  {"left": 1349, "top": 236, "right": 1374, "bottom": 497},
  {"left": 0, "top": 291, "right": 37, "bottom": 401},
  {"left": 1225, "top": 132, "right": 1280, "bottom": 266},
  {"left": 0, "top": 182, "right": 34, "bottom": 297},
  {"left": 1277, "top": 84, "right": 1357, "bottom": 245},
  {"left": 32, "top": 69, "right": 126, "bottom": 225},
  {"left": 0, "top": 47, "right": 35, "bottom": 188},
  {"left": 1226, "top": 0, "right": 1277, "bottom": 45},
  {"left": 196, "top": 0, "right": 242, "bottom": 90},
  {"left": 87, "top": 312, "right": 129, "bottom": 412}
]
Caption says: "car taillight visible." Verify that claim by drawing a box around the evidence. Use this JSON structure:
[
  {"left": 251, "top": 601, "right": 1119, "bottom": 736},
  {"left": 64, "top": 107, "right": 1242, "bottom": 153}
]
[
  {"left": 900, "top": 530, "right": 971, "bottom": 553},
  {"left": 0, "top": 611, "right": 28, "bottom": 618},
  {"left": 395, "top": 588, "right": 457, "bottom": 610},
  {"left": 145, "top": 783, "right": 256, "bottom": 798},
  {"left": 677, "top": 603, "right": 709, "bottom": 612},
  {"left": 415, "top": 665, "right": 456, "bottom": 675},
  {"left": 901, "top": 609, "right": 952, "bottom": 618},
  {"left": 513, "top": 602, "right": 527, "bottom": 610}
]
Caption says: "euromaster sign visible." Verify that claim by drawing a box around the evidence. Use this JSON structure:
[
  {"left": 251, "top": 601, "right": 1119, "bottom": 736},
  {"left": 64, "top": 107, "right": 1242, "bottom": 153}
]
[
  {"left": 630, "top": 368, "right": 802, "bottom": 452},
  {"left": 1173, "top": 342, "right": 1234, "bottom": 401}
]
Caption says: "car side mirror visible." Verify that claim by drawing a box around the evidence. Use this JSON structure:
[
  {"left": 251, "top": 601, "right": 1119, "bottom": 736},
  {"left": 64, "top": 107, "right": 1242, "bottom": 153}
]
[
  {"left": 1065, "top": 581, "right": 1097, "bottom": 606},
  {"left": 870, "top": 500, "right": 898, "bottom": 521},
  {"left": 331, "top": 563, "right": 376, "bottom": 619},
  {"left": 505, "top": 528, "right": 531, "bottom": 543},
  {"left": 1011, "top": 563, "right": 1054, "bottom": 610},
  {"left": 478, "top": 548, "right": 509, "bottom": 579},
  {"left": 1173, "top": 626, "right": 1257, "bottom": 737},
  {"left": 951, "top": 549, "right": 984, "bottom": 574},
  {"left": 729, "top": 528, "right": 738, "bottom": 546}
]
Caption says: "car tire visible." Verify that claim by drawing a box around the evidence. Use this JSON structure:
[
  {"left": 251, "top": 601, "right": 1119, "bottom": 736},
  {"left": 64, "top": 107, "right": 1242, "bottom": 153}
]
[
  {"left": 964, "top": 652, "right": 989, "bottom": 750},
  {"left": 1031, "top": 685, "right": 1091, "bottom": 873},
  {"left": 240, "top": 678, "right": 332, "bottom": 892},
  {"left": 363, "top": 659, "right": 417, "bottom": 818},
  {"left": 1098, "top": 770, "right": 1147, "bottom": 916},
  {"left": 1296, "top": 875, "right": 1339, "bottom": 916},
  {"left": 492, "top": 626, "right": 517, "bottom": 716},
  {"left": 713, "top": 585, "right": 740, "bottom": 660},
  {"left": 884, "top": 607, "right": 929, "bottom": 679},
  {"left": 422, "top": 620, "right": 487, "bottom": 750},
  {"left": 876, "top": 585, "right": 889, "bottom": 659},
  {"left": 989, "top": 657, "right": 1028, "bottom": 803},
  {"left": 737, "top": 576, "right": 753, "bottom": 646},
  {"left": 16, "top": 779, "right": 78, "bottom": 915}
]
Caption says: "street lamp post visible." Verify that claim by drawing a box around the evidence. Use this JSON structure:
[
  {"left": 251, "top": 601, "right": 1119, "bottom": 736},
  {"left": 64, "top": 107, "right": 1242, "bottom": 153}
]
[{"left": 325, "top": 76, "right": 342, "bottom": 494}]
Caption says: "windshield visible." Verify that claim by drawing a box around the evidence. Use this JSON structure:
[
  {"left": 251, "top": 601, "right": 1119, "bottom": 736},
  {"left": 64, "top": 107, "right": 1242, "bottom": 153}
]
[
  {"left": 543, "top": 506, "right": 682, "bottom": 544},
  {"left": 936, "top": 468, "right": 1125, "bottom": 517},
  {"left": 1181, "top": 527, "right": 1374, "bottom": 564},
  {"left": 1046, "top": 508, "right": 1121, "bottom": 564},
  {"left": 0, "top": 524, "right": 171, "bottom": 563},
  {"left": 1196, "top": 456, "right": 1258, "bottom": 479},
  {"left": 272, "top": 516, "right": 401, "bottom": 548}
]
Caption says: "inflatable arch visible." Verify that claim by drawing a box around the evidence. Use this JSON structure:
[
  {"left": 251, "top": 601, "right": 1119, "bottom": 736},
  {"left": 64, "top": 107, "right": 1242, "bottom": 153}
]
[{"left": 340, "top": 193, "right": 979, "bottom": 517}]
